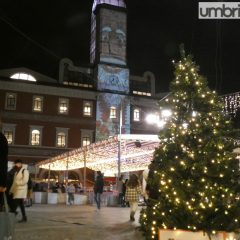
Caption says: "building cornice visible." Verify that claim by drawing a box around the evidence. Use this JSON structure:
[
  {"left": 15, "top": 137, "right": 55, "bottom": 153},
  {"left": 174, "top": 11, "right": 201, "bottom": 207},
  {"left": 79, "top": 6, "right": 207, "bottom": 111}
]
[
  {"left": 0, "top": 79, "right": 97, "bottom": 100},
  {"left": 3, "top": 111, "right": 96, "bottom": 126}
]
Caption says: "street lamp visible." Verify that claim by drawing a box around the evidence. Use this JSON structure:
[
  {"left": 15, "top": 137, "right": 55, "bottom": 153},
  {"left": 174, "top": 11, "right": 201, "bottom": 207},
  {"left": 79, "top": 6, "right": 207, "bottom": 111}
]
[{"left": 145, "top": 109, "right": 172, "bottom": 128}]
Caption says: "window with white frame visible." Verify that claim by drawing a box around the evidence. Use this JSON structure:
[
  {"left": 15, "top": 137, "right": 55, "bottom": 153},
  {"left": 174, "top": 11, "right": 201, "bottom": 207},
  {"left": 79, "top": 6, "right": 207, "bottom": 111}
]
[
  {"left": 30, "top": 129, "right": 41, "bottom": 146},
  {"left": 83, "top": 101, "right": 93, "bottom": 116},
  {"left": 59, "top": 98, "right": 69, "bottom": 114},
  {"left": 2, "top": 123, "right": 16, "bottom": 145},
  {"left": 133, "top": 108, "right": 140, "bottom": 121},
  {"left": 5, "top": 93, "right": 17, "bottom": 110},
  {"left": 33, "top": 96, "right": 43, "bottom": 112},
  {"left": 82, "top": 136, "right": 91, "bottom": 146},
  {"left": 57, "top": 132, "right": 66, "bottom": 147},
  {"left": 81, "top": 129, "right": 93, "bottom": 147},
  {"left": 4, "top": 130, "right": 13, "bottom": 144},
  {"left": 110, "top": 106, "right": 117, "bottom": 119},
  {"left": 56, "top": 128, "right": 68, "bottom": 148}
]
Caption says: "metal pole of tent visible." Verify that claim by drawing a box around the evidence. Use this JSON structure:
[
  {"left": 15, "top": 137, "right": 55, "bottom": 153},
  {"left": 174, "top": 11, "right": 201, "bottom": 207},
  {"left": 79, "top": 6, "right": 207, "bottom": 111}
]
[
  {"left": 118, "top": 103, "right": 122, "bottom": 179},
  {"left": 47, "top": 164, "right": 51, "bottom": 192},
  {"left": 34, "top": 165, "right": 38, "bottom": 181},
  {"left": 84, "top": 150, "right": 86, "bottom": 193},
  {"left": 66, "top": 154, "right": 69, "bottom": 185}
]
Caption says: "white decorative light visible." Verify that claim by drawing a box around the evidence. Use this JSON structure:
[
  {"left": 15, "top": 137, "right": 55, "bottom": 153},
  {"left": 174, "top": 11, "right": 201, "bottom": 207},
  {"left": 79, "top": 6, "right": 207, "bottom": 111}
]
[
  {"left": 192, "top": 111, "right": 197, "bottom": 117},
  {"left": 157, "top": 120, "right": 166, "bottom": 128},
  {"left": 161, "top": 109, "right": 172, "bottom": 118},
  {"left": 224, "top": 92, "right": 240, "bottom": 116},
  {"left": 146, "top": 114, "right": 159, "bottom": 124}
]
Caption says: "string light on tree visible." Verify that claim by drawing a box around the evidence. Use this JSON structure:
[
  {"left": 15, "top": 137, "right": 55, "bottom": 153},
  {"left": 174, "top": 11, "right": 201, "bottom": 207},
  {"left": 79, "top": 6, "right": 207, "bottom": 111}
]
[{"left": 140, "top": 46, "right": 240, "bottom": 240}]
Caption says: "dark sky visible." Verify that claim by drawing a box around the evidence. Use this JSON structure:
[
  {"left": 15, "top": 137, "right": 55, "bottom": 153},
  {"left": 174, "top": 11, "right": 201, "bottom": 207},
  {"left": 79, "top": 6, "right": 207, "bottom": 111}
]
[{"left": 0, "top": 0, "right": 240, "bottom": 94}]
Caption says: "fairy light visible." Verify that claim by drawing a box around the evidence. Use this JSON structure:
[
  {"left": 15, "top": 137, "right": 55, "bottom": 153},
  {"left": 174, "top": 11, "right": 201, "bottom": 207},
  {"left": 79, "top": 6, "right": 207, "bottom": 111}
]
[
  {"left": 224, "top": 92, "right": 240, "bottom": 115},
  {"left": 37, "top": 135, "right": 160, "bottom": 175}
]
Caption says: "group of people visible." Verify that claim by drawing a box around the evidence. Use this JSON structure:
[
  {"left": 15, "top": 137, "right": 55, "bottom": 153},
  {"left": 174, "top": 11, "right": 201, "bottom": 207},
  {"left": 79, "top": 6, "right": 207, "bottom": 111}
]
[
  {"left": 0, "top": 116, "right": 143, "bottom": 223},
  {"left": 117, "top": 176, "right": 129, "bottom": 207},
  {"left": 0, "top": 119, "right": 30, "bottom": 223},
  {"left": 93, "top": 171, "right": 143, "bottom": 221}
]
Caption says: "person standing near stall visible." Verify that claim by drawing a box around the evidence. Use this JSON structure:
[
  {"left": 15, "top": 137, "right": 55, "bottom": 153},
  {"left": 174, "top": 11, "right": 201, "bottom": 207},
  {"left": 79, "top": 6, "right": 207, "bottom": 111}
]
[
  {"left": 66, "top": 182, "right": 75, "bottom": 205},
  {"left": 94, "top": 171, "right": 104, "bottom": 210}
]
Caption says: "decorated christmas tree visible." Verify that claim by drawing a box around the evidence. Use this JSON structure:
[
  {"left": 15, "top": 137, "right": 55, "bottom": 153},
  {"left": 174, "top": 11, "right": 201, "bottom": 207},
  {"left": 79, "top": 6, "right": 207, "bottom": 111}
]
[{"left": 140, "top": 47, "right": 240, "bottom": 240}]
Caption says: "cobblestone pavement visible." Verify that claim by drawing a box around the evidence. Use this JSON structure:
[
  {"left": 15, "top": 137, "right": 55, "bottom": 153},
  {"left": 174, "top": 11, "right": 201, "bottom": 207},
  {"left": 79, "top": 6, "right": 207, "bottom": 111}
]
[{"left": 14, "top": 204, "right": 145, "bottom": 240}]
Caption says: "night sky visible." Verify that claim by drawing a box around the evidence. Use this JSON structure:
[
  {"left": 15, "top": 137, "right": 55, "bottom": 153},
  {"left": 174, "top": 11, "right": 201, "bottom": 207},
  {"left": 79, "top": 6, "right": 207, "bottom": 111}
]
[{"left": 0, "top": 0, "right": 240, "bottom": 95}]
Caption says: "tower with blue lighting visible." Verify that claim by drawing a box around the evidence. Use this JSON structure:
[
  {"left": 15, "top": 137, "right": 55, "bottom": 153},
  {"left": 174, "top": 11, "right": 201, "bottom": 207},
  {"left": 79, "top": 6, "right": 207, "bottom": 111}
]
[{"left": 91, "top": 0, "right": 130, "bottom": 141}]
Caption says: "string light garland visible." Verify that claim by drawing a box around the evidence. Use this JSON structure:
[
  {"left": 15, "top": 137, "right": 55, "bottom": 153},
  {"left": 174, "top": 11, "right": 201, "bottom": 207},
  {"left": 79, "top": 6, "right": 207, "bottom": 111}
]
[{"left": 37, "top": 135, "right": 160, "bottom": 176}]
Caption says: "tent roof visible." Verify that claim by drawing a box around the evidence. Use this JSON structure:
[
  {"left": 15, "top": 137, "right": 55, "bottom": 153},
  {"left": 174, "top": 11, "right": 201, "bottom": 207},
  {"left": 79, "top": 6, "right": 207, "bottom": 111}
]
[{"left": 37, "top": 134, "right": 160, "bottom": 176}]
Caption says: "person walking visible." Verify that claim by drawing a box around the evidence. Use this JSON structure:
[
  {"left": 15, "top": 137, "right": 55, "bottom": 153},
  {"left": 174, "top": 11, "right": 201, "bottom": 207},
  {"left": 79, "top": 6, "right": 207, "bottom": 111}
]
[
  {"left": 10, "top": 159, "right": 29, "bottom": 222},
  {"left": 6, "top": 165, "right": 17, "bottom": 213},
  {"left": 122, "top": 179, "right": 129, "bottom": 207},
  {"left": 0, "top": 116, "right": 8, "bottom": 211},
  {"left": 117, "top": 175, "right": 124, "bottom": 207},
  {"left": 93, "top": 171, "right": 104, "bottom": 210},
  {"left": 125, "top": 174, "right": 142, "bottom": 221}
]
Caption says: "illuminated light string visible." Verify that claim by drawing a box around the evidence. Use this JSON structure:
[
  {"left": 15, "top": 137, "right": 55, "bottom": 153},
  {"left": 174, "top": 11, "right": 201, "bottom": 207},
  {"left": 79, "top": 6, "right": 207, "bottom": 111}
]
[
  {"left": 37, "top": 135, "right": 160, "bottom": 176},
  {"left": 223, "top": 91, "right": 240, "bottom": 116}
]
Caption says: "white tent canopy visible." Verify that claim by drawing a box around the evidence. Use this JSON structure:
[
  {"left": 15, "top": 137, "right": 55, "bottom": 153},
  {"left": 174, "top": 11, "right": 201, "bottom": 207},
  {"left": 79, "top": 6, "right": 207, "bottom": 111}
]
[{"left": 37, "top": 134, "right": 160, "bottom": 176}]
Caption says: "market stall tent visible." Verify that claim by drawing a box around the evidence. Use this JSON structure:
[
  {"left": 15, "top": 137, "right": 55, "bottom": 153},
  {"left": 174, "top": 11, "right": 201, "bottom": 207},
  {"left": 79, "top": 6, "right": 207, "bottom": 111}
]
[{"left": 37, "top": 134, "right": 160, "bottom": 176}]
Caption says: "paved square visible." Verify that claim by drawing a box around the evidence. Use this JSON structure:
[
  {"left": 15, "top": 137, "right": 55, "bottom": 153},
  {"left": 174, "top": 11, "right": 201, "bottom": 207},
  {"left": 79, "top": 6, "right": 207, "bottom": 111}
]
[{"left": 15, "top": 205, "right": 145, "bottom": 240}]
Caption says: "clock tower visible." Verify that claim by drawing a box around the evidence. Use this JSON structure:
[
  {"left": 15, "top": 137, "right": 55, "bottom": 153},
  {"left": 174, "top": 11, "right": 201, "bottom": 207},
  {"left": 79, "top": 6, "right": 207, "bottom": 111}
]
[{"left": 91, "top": 0, "right": 130, "bottom": 141}]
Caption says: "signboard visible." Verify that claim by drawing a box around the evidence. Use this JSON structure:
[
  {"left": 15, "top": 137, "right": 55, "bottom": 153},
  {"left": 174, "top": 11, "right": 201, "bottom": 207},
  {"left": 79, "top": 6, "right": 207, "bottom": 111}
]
[{"left": 159, "top": 229, "right": 239, "bottom": 240}]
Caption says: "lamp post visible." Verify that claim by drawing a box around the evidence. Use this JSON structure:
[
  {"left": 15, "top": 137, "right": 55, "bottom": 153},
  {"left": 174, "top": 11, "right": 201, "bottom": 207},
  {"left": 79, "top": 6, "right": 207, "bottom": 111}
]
[
  {"left": 117, "top": 105, "right": 122, "bottom": 179},
  {"left": 66, "top": 153, "right": 69, "bottom": 185},
  {"left": 83, "top": 149, "right": 87, "bottom": 193}
]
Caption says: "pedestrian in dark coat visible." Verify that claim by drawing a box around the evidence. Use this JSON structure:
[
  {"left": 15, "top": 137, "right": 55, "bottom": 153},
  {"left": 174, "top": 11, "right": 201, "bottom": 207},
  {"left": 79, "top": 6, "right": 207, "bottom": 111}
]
[
  {"left": 6, "top": 165, "right": 18, "bottom": 213},
  {"left": 0, "top": 119, "right": 8, "bottom": 210},
  {"left": 93, "top": 171, "right": 104, "bottom": 210}
]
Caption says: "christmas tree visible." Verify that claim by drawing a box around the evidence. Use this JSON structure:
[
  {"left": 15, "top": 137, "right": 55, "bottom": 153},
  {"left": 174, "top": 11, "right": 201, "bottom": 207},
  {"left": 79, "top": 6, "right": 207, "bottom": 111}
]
[{"left": 140, "top": 48, "right": 240, "bottom": 240}]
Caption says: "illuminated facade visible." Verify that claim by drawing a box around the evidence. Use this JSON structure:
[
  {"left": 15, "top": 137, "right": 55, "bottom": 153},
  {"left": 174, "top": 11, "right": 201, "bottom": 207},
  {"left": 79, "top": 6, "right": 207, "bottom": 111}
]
[{"left": 0, "top": 1, "right": 163, "bottom": 180}]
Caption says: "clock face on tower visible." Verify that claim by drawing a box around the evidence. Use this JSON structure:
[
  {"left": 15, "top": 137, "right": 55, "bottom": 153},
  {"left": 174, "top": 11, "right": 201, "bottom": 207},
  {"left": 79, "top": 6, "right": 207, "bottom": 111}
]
[{"left": 98, "top": 64, "right": 129, "bottom": 93}]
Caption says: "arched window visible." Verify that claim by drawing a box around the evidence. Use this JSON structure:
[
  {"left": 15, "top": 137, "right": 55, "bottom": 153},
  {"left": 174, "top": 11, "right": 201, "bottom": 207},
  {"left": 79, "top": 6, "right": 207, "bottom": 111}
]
[{"left": 10, "top": 72, "right": 36, "bottom": 82}]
